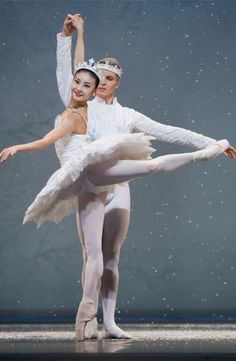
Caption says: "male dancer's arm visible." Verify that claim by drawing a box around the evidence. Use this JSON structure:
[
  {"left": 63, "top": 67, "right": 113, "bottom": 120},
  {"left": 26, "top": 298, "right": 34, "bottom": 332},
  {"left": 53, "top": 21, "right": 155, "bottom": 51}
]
[
  {"left": 131, "top": 109, "right": 236, "bottom": 158},
  {"left": 131, "top": 110, "right": 215, "bottom": 149},
  {"left": 56, "top": 15, "right": 74, "bottom": 107}
]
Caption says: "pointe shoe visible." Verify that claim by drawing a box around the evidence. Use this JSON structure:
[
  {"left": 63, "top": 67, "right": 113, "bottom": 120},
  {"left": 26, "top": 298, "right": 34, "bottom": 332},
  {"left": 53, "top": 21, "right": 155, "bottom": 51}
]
[
  {"left": 193, "top": 139, "right": 229, "bottom": 162},
  {"left": 84, "top": 317, "right": 98, "bottom": 339},
  {"left": 102, "top": 324, "right": 132, "bottom": 339},
  {"left": 75, "top": 300, "right": 97, "bottom": 341}
]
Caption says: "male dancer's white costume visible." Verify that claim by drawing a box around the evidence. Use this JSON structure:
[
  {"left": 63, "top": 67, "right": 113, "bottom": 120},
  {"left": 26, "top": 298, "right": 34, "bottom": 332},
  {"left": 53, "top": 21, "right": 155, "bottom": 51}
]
[{"left": 56, "top": 34, "right": 220, "bottom": 339}]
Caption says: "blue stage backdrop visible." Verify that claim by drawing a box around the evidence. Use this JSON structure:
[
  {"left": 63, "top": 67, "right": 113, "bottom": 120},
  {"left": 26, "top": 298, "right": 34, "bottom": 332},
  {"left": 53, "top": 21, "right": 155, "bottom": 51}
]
[{"left": 0, "top": 0, "right": 236, "bottom": 323}]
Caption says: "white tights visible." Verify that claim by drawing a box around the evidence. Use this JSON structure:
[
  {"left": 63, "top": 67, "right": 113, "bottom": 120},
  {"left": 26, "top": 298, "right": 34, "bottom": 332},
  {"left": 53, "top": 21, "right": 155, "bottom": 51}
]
[
  {"left": 75, "top": 142, "right": 227, "bottom": 338},
  {"left": 88, "top": 153, "right": 197, "bottom": 186},
  {"left": 101, "top": 184, "right": 130, "bottom": 330},
  {"left": 76, "top": 185, "right": 130, "bottom": 333}
]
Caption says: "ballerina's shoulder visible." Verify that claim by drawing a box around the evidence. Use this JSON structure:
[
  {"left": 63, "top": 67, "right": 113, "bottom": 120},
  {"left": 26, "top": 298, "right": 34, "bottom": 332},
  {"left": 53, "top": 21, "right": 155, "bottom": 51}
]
[{"left": 60, "top": 108, "right": 88, "bottom": 135}]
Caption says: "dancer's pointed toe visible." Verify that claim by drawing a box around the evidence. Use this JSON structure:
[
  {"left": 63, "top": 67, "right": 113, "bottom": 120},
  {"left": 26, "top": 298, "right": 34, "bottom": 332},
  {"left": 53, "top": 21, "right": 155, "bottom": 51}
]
[
  {"left": 193, "top": 139, "right": 230, "bottom": 162},
  {"left": 216, "top": 139, "right": 230, "bottom": 152}
]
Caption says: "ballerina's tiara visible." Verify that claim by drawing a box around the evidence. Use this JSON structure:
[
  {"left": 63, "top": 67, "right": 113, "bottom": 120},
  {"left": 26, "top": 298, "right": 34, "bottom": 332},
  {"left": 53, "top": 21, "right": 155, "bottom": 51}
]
[
  {"left": 74, "top": 58, "right": 102, "bottom": 80},
  {"left": 96, "top": 61, "right": 123, "bottom": 78}
]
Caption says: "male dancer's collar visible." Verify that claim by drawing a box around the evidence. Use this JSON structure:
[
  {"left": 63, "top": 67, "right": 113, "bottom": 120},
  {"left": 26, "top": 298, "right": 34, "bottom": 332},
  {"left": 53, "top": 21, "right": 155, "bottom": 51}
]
[{"left": 94, "top": 96, "right": 118, "bottom": 105}]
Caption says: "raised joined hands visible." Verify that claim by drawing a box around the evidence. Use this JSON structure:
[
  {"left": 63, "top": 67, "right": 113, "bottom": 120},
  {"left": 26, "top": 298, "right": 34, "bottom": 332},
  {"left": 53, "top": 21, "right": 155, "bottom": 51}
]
[
  {"left": 61, "top": 13, "right": 84, "bottom": 36},
  {"left": 72, "top": 14, "right": 84, "bottom": 32}
]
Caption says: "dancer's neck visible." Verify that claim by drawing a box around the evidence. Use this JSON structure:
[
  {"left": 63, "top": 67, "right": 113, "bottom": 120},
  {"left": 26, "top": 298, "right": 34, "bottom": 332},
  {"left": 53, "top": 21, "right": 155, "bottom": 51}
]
[
  {"left": 104, "top": 95, "right": 115, "bottom": 105},
  {"left": 68, "top": 100, "right": 88, "bottom": 109},
  {"left": 96, "top": 94, "right": 116, "bottom": 105}
]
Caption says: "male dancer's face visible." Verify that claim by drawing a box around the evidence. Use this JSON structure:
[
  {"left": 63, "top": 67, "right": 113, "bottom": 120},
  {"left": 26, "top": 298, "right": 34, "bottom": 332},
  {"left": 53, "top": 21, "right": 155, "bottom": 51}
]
[{"left": 96, "top": 70, "right": 120, "bottom": 100}]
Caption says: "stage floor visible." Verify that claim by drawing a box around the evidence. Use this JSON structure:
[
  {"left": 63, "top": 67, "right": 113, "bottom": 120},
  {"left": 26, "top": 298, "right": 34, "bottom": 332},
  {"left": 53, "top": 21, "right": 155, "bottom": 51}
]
[{"left": 0, "top": 323, "right": 236, "bottom": 360}]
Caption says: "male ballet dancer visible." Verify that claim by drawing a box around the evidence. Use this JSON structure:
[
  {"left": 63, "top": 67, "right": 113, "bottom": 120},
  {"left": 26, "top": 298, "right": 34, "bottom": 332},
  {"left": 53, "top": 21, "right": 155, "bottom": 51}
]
[{"left": 56, "top": 14, "right": 236, "bottom": 339}]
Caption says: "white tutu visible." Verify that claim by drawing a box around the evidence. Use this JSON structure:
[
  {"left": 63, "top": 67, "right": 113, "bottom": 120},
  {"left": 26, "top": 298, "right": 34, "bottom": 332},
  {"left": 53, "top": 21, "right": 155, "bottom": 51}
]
[{"left": 23, "top": 133, "right": 155, "bottom": 228}]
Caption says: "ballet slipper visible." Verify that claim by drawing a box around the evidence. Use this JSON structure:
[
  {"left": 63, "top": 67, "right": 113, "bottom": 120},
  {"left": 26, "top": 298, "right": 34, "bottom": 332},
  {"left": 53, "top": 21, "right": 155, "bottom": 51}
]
[
  {"left": 193, "top": 139, "right": 229, "bottom": 162},
  {"left": 75, "top": 299, "right": 97, "bottom": 341},
  {"left": 102, "top": 324, "right": 132, "bottom": 339}
]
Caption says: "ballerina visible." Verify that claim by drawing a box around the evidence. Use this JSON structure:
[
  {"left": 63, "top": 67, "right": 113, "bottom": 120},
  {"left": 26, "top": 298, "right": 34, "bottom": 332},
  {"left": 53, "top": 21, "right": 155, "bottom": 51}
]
[{"left": 56, "top": 13, "right": 236, "bottom": 340}]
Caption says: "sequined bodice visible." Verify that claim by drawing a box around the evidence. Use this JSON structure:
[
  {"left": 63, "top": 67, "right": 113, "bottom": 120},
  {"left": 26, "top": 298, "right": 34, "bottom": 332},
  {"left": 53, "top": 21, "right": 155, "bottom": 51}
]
[{"left": 54, "top": 115, "right": 87, "bottom": 165}]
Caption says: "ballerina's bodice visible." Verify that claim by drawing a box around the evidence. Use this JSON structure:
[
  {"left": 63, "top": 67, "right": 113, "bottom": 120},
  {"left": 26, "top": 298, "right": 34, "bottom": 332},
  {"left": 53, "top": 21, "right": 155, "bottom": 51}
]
[{"left": 54, "top": 114, "right": 88, "bottom": 166}]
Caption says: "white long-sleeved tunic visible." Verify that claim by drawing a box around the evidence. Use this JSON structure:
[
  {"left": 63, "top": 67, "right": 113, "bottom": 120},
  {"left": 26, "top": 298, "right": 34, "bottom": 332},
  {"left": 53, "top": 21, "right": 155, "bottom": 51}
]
[{"left": 56, "top": 34, "right": 216, "bottom": 149}]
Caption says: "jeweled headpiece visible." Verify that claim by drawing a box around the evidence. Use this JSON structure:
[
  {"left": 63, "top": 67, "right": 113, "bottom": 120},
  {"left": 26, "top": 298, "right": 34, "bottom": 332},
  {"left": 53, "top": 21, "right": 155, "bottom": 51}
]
[
  {"left": 74, "top": 58, "right": 102, "bottom": 80},
  {"left": 96, "top": 61, "right": 123, "bottom": 78}
]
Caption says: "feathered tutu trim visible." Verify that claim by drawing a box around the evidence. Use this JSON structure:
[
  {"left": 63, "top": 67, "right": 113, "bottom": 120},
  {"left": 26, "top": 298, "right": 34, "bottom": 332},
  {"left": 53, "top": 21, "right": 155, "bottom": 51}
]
[{"left": 23, "top": 133, "right": 155, "bottom": 228}]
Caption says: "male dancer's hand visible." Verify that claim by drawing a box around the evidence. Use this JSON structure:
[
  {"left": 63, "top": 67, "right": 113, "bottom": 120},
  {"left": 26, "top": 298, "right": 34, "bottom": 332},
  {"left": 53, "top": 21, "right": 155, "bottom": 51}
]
[
  {"left": 224, "top": 145, "right": 236, "bottom": 161},
  {"left": 61, "top": 14, "right": 76, "bottom": 37}
]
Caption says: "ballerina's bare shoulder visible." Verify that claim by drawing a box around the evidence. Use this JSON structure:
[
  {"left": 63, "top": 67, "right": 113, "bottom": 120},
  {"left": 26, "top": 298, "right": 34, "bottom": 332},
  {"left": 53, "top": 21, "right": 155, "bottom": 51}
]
[{"left": 59, "top": 108, "right": 88, "bottom": 135}]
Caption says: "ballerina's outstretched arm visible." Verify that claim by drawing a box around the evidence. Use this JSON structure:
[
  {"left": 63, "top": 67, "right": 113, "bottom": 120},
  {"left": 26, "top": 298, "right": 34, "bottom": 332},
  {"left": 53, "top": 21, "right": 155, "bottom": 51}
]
[{"left": 0, "top": 112, "right": 81, "bottom": 163}]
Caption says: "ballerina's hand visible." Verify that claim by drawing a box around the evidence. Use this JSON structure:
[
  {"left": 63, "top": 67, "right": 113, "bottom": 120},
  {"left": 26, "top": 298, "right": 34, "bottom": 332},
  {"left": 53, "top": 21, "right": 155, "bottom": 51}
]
[
  {"left": 72, "top": 13, "right": 84, "bottom": 32},
  {"left": 0, "top": 146, "right": 19, "bottom": 163},
  {"left": 224, "top": 145, "right": 236, "bottom": 161}
]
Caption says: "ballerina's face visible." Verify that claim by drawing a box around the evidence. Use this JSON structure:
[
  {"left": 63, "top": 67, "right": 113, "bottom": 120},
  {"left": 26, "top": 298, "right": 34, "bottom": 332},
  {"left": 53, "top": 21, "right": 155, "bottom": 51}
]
[
  {"left": 96, "top": 70, "right": 120, "bottom": 99},
  {"left": 71, "top": 70, "right": 97, "bottom": 103}
]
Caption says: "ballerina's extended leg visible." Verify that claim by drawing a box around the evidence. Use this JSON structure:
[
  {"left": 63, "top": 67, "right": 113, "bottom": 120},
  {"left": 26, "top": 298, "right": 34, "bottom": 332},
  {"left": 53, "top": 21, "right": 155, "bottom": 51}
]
[{"left": 87, "top": 139, "right": 229, "bottom": 186}]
